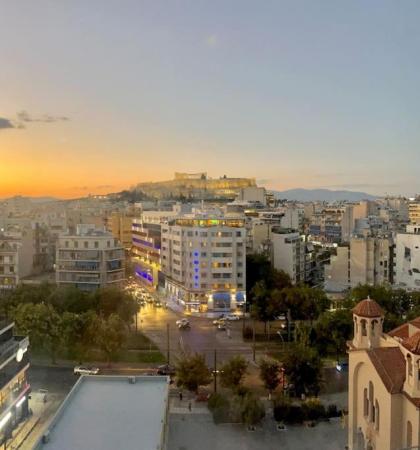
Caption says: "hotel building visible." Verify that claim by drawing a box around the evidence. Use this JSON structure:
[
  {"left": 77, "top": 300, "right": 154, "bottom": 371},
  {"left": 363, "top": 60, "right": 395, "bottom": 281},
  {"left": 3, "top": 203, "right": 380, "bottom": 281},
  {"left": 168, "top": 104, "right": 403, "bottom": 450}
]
[{"left": 161, "top": 216, "right": 246, "bottom": 312}]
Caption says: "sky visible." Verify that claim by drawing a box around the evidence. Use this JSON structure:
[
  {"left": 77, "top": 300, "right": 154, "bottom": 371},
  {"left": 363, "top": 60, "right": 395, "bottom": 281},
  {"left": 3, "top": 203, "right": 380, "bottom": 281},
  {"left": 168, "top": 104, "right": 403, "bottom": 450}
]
[{"left": 0, "top": 0, "right": 419, "bottom": 198}]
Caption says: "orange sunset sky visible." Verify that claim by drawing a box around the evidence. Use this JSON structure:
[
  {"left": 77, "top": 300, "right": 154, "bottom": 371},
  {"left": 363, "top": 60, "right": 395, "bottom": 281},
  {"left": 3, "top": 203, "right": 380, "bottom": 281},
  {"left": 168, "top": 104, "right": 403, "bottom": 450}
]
[{"left": 1, "top": 1, "right": 419, "bottom": 199}]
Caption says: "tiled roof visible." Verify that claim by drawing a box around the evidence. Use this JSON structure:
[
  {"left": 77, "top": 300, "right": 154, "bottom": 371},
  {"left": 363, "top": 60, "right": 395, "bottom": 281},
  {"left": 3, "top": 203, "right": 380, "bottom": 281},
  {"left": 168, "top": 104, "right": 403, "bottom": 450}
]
[
  {"left": 367, "top": 347, "right": 406, "bottom": 394},
  {"left": 402, "top": 331, "right": 420, "bottom": 355},
  {"left": 352, "top": 298, "right": 384, "bottom": 318},
  {"left": 409, "top": 317, "right": 420, "bottom": 330},
  {"left": 388, "top": 323, "right": 410, "bottom": 340}
]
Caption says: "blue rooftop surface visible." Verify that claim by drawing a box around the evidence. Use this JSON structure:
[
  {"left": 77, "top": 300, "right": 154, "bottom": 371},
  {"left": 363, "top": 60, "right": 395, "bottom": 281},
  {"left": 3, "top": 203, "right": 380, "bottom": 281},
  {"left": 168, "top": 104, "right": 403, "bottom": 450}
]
[{"left": 34, "top": 376, "right": 169, "bottom": 450}]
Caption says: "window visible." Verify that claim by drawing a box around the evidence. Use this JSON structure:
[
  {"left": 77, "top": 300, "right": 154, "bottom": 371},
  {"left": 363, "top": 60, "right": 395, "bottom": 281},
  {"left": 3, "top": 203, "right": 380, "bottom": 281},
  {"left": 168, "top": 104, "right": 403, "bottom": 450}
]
[
  {"left": 363, "top": 388, "right": 368, "bottom": 417},
  {"left": 74, "top": 241, "right": 78, "bottom": 248},
  {"left": 361, "top": 319, "right": 367, "bottom": 336},
  {"left": 368, "top": 382, "right": 374, "bottom": 422},
  {"left": 107, "top": 241, "right": 110, "bottom": 248},
  {"left": 408, "top": 354, "right": 413, "bottom": 377},
  {"left": 94, "top": 241, "right": 99, "bottom": 248},
  {"left": 65, "top": 241, "right": 69, "bottom": 248},
  {"left": 407, "top": 421, "right": 412, "bottom": 448},
  {"left": 84, "top": 241, "right": 89, "bottom": 248},
  {"left": 374, "top": 400, "right": 379, "bottom": 431}
]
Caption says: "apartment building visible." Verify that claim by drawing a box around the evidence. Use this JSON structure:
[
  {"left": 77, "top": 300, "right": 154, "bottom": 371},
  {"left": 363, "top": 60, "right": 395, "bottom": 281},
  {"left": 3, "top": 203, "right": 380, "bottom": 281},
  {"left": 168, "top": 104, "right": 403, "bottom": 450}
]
[
  {"left": 270, "top": 228, "right": 305, "bottom": 284},
  {"left": 324, "top": 235, "right": 393, "bottom": 292},
  {"left": 0, "top": 228, "right": 35, "bottom": 291},
  {"left": 0, "top": 321, "right": 30, "bottom": 447},
  {"left": 394, "top": 224, "right": 420, "bottom": 291},
  {"left": 308, "top": 205, "right": 353, "bottom": 243},
  {"left": 348, "top": 297, "right": 420, "bottom": 450},
  {"left": 107, "top": 212, "right": 136, "bottom": 249},
  {"left": 409, "top": 200, "right": 420, "bottom": 225},
  {"left": 56, "top": 224, "right": 125, "bottom": 290},
  {"left": 161, "top": 216, "right": 246, "bottom": 312}
]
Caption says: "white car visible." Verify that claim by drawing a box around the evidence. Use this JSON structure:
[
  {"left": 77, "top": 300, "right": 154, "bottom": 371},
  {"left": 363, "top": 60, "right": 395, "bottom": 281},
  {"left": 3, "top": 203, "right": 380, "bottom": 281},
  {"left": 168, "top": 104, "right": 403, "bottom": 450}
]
[
  {"left": 176, "top": 318, "right": 190, "bottom": 329},
  {"left": 225, "top": 314, "right": 240, "bottom": 321},
  {"left": 74, "top": 366, "right": 100, "bottom": 376}
]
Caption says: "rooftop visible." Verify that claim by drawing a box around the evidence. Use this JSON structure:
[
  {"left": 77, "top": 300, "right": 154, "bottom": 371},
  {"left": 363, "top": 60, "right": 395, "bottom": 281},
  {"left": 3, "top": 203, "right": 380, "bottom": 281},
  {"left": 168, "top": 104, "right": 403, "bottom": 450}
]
[
  {"left": 352, "top": 297, "right": 384, "bottom": 318},
  {"left": 34, "top": 376, "right": 169, "bottom": 450}
]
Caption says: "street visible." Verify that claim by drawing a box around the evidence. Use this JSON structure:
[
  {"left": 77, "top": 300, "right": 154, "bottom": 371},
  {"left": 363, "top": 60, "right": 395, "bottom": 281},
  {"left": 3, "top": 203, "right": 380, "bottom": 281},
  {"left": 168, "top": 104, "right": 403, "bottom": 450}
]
[{"left": 137, "top": 302, "right": 254, "bottom": 365}]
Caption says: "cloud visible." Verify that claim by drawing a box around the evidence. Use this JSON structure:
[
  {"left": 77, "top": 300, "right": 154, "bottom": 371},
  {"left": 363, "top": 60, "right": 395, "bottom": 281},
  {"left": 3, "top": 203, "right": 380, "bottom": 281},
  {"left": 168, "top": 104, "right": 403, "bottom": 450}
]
[
  {"left": 205, "top": 34, "right": 218, "bottom": 48},
  {"left": 95, "top": 185, "right": 114, "bottom": 190},
  {"left": 0, "top": 118, "right": 15, "bottom": 130},
  {"left": 0, "top": 111, "right": 70, "bottom": 131},
  {"left": 17, "top": 110, "right": 70, "bottom": 123}
]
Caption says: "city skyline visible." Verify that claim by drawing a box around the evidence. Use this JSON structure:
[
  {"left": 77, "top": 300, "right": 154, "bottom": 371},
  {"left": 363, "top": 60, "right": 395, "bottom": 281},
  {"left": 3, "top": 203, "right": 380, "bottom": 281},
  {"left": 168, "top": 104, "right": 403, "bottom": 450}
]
[{"left": 1, "top": 0, "right": 420, "bottom": 198}]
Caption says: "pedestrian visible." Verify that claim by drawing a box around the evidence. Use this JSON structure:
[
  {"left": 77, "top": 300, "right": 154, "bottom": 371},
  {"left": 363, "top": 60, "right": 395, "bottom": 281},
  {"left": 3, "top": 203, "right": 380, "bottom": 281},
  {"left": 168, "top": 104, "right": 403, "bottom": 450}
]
[
  {"left": 179, "top": 391, "right": 183, "bottom": 402},
  {"left": 188, "top": 401, "right": 192, "bottom": 412}
]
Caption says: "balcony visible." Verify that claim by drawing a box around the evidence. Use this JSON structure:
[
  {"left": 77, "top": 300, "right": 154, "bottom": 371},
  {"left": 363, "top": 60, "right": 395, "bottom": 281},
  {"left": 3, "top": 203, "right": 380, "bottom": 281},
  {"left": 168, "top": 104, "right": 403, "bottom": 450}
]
[{"left": 0, "top": 336, "right": 29, "bottom": 371}]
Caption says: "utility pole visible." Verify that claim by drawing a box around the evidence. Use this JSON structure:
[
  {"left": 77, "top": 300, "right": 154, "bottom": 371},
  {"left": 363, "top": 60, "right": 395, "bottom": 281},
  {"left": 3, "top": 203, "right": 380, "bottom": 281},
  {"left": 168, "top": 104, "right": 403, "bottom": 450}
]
[
  {"left": 166, "top": 323, "right": 170, "bottom": 364},
  {"left": 252, "top": 320, "right": 256, "bottom": 363},
  {"left": 213, "top": 349, "right": 217, "bottom": 393}
]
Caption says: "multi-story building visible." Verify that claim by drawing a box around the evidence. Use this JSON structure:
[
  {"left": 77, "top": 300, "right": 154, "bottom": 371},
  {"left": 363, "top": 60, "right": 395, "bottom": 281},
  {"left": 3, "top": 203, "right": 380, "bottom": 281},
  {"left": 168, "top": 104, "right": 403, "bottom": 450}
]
[
  {"left": 56, "top": 224, "right": 125, "bottom": 291},
  {"left": 394, "top": 224, "right": 420, "bottom": 291},
  {"left": 308, "top": 205, "right": 354, "bottom": 243},
  {"left": 0, "top": 321, "right": 30, "bottom": 447},
  {"left": 409, "top": 199, "right": 420, "bottom": 225},
  {"left": 107, "top": 212, "right": 136, "bottom": 250},
  {"left": 161, "top": 216, "right": 246, "bottom": 312},
  {"left": 270, "top": 228, "right": 305, "bottom": 284},
  {"left": 0, "top": 228, "right": 35, "bottom": 292},
  {"left": 348, "top": 297, "right": 420, "bottom": 449},
  {"left": 324, "top": 235, "right": 393, "bottom": 292}
]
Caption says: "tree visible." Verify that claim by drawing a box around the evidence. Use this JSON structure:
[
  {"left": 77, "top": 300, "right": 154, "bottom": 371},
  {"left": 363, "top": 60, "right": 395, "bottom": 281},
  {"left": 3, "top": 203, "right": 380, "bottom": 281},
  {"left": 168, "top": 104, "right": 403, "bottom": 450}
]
[
  {"left": 220, "top": 356, "right": 248, "bottom": 391},
  {"left": 94, "top": 313, "right": 127, "bottom": 364},
  {"left": 314, "top": 309, "right": 353, "bottom": 360},
  {"left": 259, "top": 359, "right": 280, "bottom": 399},
  {"left": 61, "top": 311, "right": 97, "bottom": 362},
  {"left": 175, "top": 353, "right": 211, "bottom": 393},
  {"left": 48, "top": 286, "right": 95, "bottom": 314},
  {"left": 282, "top": 344, "right": 323, "bottom": 397},
  {"left": 13, "top": 302, "right": 62, "bottom": 363},
  {"left": 92, "top": 287, "right": 139, "bottom": 326},
  {"left": 246, "top": 254, "right": 272, "bottom": 296},
  {"left": 241, "top": 394, "right": 265, "bottom": 427}
]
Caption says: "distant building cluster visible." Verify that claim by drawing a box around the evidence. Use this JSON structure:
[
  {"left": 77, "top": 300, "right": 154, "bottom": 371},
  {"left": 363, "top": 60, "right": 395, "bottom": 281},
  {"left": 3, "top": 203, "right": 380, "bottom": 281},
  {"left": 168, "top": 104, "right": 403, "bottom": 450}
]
[{"left": 1, "top": 176, "right": 420, "bottom": 312}]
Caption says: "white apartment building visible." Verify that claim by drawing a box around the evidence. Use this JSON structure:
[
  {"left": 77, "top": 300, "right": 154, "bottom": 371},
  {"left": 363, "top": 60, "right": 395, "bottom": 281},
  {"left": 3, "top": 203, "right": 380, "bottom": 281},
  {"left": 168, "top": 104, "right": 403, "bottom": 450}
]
[
  {"left": 56, "top": 224, "right": 125, "bottom": 291},
  {"left": 279, "top": 207, "right": 305, "bottom": 232},
  {"left": 324, "top": 235, "right": 393, "bottom": 292},
  {"left": 0, "top": 227, "right": 35, "bottom": 291},
  {"left": 161, "top": 216, "right": 246, "bottom": 312},
  {"left": 394, "top": 225, "right": 420, "bottom": 291},
  {"left": 271, "top": 228, "right": 305, "bottom": 284}
]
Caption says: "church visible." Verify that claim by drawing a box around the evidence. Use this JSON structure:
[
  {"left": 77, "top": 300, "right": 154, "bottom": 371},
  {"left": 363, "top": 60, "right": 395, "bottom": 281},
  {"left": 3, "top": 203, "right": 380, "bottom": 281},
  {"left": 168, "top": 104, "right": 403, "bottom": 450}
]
[{"left": 349, "top": 297, "right": 420, "bottom": 449}]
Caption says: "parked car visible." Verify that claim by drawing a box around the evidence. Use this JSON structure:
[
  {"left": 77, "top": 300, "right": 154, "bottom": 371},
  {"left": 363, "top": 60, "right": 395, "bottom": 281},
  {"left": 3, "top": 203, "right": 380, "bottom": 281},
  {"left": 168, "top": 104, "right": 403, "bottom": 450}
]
[
  {"left": 74, "top": 366, "right": 100, "bottom": 376},
  {"left": 225, "top": 314, "right": 240, "bottom": 321},
  {"left": 157, "top": 364, "right": 176, "bottom": 376},
  {"left": 154, "top": 301, "right": 162, "bottom": 308}
]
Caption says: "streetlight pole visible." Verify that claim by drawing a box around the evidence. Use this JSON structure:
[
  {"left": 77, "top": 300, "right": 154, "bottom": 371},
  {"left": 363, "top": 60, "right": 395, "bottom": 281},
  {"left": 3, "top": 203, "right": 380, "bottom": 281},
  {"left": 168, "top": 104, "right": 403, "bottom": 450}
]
[
  {"left": 166, "top": 323, "right": 170, "bottom": 364},
  {"left": 252, "top": 319, "right": 256, "bottom": 363},
  {"left": 213, "top": 349, "right": 218, "bottom": 393}
]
